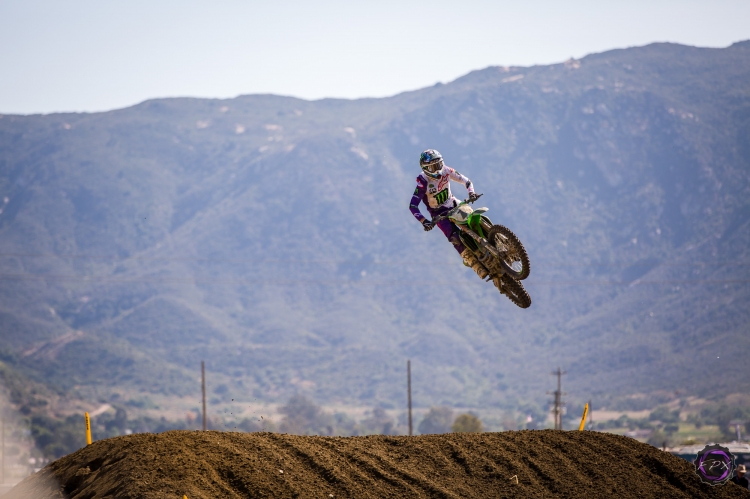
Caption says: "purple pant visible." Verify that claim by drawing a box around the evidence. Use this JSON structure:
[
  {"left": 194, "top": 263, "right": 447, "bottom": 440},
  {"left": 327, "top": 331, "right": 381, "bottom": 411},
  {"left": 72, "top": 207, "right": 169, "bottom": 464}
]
[
  {"left": 437, "top": 219, "right": 464, "bottom": 254},
  {"left": 432, "top": 206, "right": 465, "bottom": 254}
]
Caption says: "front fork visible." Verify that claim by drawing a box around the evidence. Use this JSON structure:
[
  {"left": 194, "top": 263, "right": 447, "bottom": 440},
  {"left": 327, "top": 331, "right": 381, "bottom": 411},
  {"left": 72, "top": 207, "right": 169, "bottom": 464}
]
[{"left": 454, "top": 224, "right": 505, "bottom": 277}]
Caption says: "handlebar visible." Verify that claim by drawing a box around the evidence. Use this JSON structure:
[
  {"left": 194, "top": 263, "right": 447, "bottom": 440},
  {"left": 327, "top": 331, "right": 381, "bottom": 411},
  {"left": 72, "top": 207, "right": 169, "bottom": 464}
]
[{"left": 429, "top": 193, "right": 483, "bottom": 225}]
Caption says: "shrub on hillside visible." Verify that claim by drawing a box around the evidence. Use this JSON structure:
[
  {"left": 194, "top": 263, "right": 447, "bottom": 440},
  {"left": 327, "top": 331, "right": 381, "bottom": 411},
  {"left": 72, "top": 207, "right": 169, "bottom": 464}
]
[
  {"left": 278, "top": 395, "right": 335, "bottom": 436},
  {"left": 361, "top": 407, "right": 396, "bottom": 435},
  {"left": 418, "top": 407, "right": 454, "bottom": 435},
  {"left": 649, "top": 406, "right": 680, "bottom": 424},
  {"left": 646, "top": 429, "right": 672, "bottom": 449},
  {"left": 30, "top": 415, "right": 86, "bottom": 459},
  {"left": 452, "top": 413, "right": 483, "bottom": 433}
]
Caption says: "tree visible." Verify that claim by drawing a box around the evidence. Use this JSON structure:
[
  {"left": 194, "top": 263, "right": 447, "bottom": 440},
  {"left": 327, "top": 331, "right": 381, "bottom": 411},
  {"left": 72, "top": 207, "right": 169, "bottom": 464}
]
[
  {"left": 700, "top": 403, "right": 750, "bottom": 440},
  {"left": 278, "top": 394, "right": 334, "bottom": 435},
  {"left": 361, "top": 407, "right": 395, "bottom": 435},
  {"left": 663, "top": 424, "right": 679, "bottom": 435},
  {"left": 649, "top": 406, "right": 679, "bottom": 424},
  {"left": 686, "top": 413, "right": 704, "bottom": 429},
  {"left": 418, "top": 407, "right": 454, "bottom": 435},
  {"left": 647, "top": 429, "right": 670, "bottom": 448},
  {"left": 715, "top": 404, "right": 740, "bottom": 440},
  {"left": 452, "top": 413, "right": 483, "bottom": 433}
]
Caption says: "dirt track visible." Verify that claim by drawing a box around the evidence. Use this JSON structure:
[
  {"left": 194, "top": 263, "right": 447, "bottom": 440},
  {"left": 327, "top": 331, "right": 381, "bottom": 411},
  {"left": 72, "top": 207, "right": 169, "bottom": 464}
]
[{"left": 7, "top": 430, "right": 749, "bottom": 498}]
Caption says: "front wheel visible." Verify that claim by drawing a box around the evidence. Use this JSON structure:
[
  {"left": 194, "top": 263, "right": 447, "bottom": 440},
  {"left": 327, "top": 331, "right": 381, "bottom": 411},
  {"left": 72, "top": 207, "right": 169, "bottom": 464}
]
[
  {"left": 495, "top": 275, "right": 532, "bottom": 309},
  {"left": 487, "top": 225, "right": 531, "bottom": 280}
]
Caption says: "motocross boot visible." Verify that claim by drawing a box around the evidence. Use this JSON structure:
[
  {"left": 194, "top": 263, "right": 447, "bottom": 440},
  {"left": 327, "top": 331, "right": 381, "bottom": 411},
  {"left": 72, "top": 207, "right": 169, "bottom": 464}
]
[{"left": 462, "top": 250, "right": 489, "bottom": 280}]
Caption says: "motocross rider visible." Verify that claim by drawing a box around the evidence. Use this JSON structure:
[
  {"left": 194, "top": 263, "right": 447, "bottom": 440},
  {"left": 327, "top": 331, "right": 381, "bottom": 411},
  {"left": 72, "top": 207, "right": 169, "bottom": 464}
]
[{"left": 409, "top": 149, "right": 489, "bottom": 279}]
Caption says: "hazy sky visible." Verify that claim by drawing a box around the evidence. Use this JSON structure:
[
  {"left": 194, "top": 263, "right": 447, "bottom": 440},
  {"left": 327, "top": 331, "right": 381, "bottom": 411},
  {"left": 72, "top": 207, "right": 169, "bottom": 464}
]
[{"left": 1, "top": 0, "right": 749, "bottom": 115}]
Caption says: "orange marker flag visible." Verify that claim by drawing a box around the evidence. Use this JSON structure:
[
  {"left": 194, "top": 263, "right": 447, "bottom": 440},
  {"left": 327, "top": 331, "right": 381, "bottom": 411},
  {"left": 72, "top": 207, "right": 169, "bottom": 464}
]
[
  {"left": 85, "top": 412, "right": 92, "bottom": 445},
  {"left": 578, "top": 403, "right": 589, "bottom": 431}
]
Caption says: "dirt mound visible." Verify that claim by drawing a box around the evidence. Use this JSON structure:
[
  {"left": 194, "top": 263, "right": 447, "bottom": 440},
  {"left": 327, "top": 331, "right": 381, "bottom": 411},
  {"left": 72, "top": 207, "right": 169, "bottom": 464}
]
[{"left": 7, "top": 430, "right": 749, "bottom": 498}]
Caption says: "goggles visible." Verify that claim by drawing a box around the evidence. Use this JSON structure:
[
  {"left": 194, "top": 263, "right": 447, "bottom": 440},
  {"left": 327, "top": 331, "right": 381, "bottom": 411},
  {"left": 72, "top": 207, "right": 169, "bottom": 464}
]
[{"left": 422, "top": 160, "right": 442, "bottom": 173}]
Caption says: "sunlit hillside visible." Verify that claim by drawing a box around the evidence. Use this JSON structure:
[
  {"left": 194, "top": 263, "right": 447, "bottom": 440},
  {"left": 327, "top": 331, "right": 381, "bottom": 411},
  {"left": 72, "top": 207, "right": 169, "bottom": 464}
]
[{"left": 1, "top": 41, "right": 749, "bottom": 424}]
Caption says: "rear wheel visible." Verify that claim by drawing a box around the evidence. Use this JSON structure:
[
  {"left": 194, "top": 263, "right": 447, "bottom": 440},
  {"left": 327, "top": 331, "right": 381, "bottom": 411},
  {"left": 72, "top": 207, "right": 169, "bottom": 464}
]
[
  {"left": 495, "top": 275, "right": 532, "bottom": 308},
  {"left": 487, "top": 225, "right": 531, "bottom": 280}
]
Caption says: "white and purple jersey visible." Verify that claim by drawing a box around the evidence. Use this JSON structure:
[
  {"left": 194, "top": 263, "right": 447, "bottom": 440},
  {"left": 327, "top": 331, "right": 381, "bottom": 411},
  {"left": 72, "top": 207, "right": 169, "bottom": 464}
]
[{"left": 409, "top": 165, "right": 475, "bottom": 222}]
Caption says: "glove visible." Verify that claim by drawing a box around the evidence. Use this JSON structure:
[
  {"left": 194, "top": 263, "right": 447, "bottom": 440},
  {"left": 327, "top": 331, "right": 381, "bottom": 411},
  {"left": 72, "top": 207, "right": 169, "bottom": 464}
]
[
  {"left": 468, "top": 192, "right": 481, "bottom": 203},
  {"left": 422, "top": 220, "right": 435, "bottom": 232}
]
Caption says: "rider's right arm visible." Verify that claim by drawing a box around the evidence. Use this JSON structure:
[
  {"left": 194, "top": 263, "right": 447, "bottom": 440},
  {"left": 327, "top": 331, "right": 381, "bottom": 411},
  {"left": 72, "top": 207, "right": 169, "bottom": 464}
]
[
  {"left": 409, "top": 177, "right": 427, "bottom": 223},
  {"left": 447, "top": 167, "right": 475, "bottom": 194}
]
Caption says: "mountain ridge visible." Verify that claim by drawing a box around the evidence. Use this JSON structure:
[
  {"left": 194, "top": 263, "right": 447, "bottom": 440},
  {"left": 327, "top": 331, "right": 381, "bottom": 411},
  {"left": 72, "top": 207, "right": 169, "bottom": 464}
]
[{"left": 0, "top": 41, "right": 749, "bottom": 418}]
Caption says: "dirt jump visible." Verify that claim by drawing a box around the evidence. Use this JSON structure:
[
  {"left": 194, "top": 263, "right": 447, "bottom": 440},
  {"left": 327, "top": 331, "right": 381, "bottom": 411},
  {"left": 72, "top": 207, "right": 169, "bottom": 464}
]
[{"left": 7, "top": 430, "right": 749, "bottom": 498}]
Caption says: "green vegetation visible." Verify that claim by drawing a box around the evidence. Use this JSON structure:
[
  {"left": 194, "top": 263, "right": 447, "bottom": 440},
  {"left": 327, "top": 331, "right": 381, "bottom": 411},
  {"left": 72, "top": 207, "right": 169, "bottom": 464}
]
[
  {"left": 278, "top": 395, "right": 335, "bottom": 435},
  {"left": 649, "top": 406, "right": 680, "bottom": 424},
  {"left": 418, "top": 407, "right": 454, "bottom": 435},
  {"left": 28, "top": 409, "right": 196, "bottom": 459},
  {"left": 275, "top": 395, "right": 400, "bottom": 436},
  {"left": 588, "top": 400, "right": 750, "bottom": 447},
  {"left": 452, "top": 413, "right": 483, "bottom": 433},
  {"left": 30, "top": 414, "right": 86, "bottom": 458},
  {"left": 697, "top": 404, "right": 750, "bottom": 440},
  {"left": 11, "top": 383, "right": 750, "bottom": 460}
]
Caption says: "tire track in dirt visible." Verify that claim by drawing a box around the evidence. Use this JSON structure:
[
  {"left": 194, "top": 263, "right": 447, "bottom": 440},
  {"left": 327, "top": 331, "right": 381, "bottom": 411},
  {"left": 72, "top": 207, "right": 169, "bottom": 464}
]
[
  {"left": 348, "top": 438, "right": 459, "bottom": 498},
  {"left": 6, "top": 430, "right": 750, "bottom": 499}
]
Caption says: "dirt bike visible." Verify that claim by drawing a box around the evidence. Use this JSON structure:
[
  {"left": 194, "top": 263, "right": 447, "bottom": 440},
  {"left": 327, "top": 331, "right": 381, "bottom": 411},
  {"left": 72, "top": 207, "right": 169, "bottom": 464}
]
[{"left": 431, "top": 194, "right": 532, "bottom": 308}]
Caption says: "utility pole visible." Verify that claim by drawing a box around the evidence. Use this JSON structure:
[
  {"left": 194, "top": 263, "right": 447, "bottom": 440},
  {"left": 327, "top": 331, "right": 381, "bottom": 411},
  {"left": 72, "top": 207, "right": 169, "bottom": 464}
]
[
  {"left": 407, "top": 360, "right": 413, "bottom": 436},
  {"left": 547, "top": 367, "right": 567, "bottom": 430},
  {"left": 201, "top": 361, "right": 207, "bottom": 431},
  {"left": 2, "top": 416, "right": 5, "bottom": 485}
]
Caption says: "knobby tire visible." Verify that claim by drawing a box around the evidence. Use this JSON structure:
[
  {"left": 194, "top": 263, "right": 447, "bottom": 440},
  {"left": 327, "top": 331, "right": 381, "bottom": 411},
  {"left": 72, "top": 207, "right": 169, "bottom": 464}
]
[
  {"left": 497, "top": 274, "right": 532, "bottom": 309},
  {"left": 487, "top": 225, "right": 531, "bottom": 280}
]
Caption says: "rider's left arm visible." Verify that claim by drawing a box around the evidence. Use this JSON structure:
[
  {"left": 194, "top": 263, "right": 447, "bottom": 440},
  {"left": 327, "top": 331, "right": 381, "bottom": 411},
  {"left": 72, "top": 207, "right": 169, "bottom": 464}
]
[{"left": 447, "top": 167, "right": 475, "bottom": 194}]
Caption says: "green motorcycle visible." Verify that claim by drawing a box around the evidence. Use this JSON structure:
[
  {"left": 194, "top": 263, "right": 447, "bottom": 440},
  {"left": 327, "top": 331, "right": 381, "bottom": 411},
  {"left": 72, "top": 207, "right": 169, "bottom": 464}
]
[{"left": 431, "top": 194, "right": 532, "bottom": 308}]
